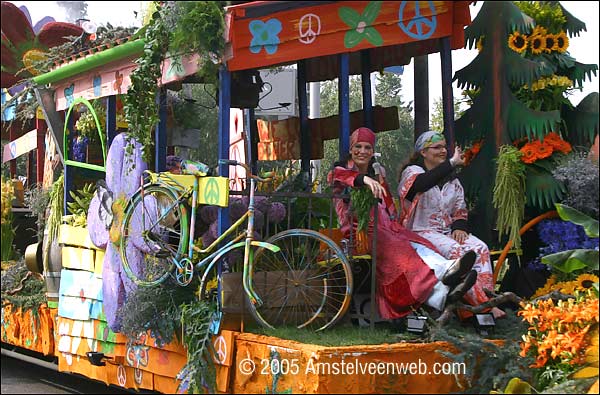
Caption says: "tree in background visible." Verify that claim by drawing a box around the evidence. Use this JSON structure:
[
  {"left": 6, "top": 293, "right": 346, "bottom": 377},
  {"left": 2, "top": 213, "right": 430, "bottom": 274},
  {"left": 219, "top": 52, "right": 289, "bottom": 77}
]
[
  {"left": 451, "top": 1, "right": 598, "bottom": 247},
  {"left": 429, "top": 97, "right": 463, "bottom": 132},
  {"left": 318, "top": 72, "right": 413, "bottom": 192}
]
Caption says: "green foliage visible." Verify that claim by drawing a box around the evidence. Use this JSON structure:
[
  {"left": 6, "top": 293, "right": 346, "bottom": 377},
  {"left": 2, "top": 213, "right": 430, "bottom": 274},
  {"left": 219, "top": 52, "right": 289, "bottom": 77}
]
[
  {"left": 75, "top": 100, "right": 105, "bottom": 143},
  {"left": 47, "top": 174, "right": 64, "bottom": 245},
  {"left": 24, "top": 184, "right": 50, "bottom": 241},
  {"left": 117, "top": 278, "right": 196, "bottom": 348},
  {"left": 515, "top": 1, "right": 566, "bottom": 33},
  {"left": 1, "top": 175, "right": 16, "bottom": 261},
  {"left": 177, "top": 298, "right": 216, "bottom": 394},
  {"left": 169, "top": 2, "right": 225, "bottom": 85},
  {"left": 429, "top": 311, "right": 534, "bottom": 394},
  {"left": 1, "top": 259, "right": 46, "bottom": 313},
  {"left": 66, "top": 183, "right": 95, "bottom": 227},
  {"left": 541, "top": 203, "right": 599, "bottom": 273},
  {"left": 254, "top": 324, "right": 398, "bottom": 346},
  {"left": 350, "top": 187, "right": 377, "bottom": 233},
  {"left": 430, "top": 97, "right": 463, "bottom": 133},
  {"left": 124, "top": 4, "right": 170, "bottom": 163},
  {"left": 493, "top": 145, "right": 527, "bottom": 249},
  {"left": 555, "top": 203, "right": 599, "bottom": 238}
]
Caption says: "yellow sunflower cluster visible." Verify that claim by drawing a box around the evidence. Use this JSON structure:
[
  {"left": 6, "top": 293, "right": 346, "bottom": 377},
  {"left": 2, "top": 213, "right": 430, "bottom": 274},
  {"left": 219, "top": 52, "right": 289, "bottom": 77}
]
[
  {"left": 507, "top": 26, "right": 569, "bottom": 55},
  {"left": 532, "top": 273, "right": 600, "bottom": 299},
  {"left": 519, "top": 290, "right": 599, "bottom": 369},
  {"left": 1, "top": 176, "right": 14, "bottom": 226},
  {"left": 523, "top": 74, "right": 573, "bottom": 92}
]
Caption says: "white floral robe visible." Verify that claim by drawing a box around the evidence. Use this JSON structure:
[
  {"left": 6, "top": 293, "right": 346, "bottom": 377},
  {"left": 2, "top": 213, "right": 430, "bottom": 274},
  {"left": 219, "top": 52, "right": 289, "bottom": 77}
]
[{"left": 398, "top": 165, "right": 500, "bottom": 318}]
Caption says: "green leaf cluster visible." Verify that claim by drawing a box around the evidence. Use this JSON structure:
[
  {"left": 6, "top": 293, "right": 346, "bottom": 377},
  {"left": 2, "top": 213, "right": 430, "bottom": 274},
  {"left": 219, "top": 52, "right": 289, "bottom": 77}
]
[
  {"left": 493, "top": 145, "right": 526, "bottom": 249},
  {"left": 66, "top": 183, "right": 95, "bottom": 227},
  {"left": 124, "top": 4, "right": 170, "bottom": 163},
  {"left": 515, "top": 1, "right": 566, "bottom": 32},
  {"left": 541, "top": 203, "right": 599, "bottom": 273},
  {"left": 350, "top": 187, "right": 377, "bottom": 233},
  {"left": 177, "top": 298, "right": 217, "bottom": 394}
]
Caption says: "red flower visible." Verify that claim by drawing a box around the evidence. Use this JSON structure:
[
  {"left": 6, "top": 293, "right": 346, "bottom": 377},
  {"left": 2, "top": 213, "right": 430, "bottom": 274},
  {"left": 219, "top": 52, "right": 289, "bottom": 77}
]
[{"left": 1, "top": 2, "right": 83, "bottom": 88}]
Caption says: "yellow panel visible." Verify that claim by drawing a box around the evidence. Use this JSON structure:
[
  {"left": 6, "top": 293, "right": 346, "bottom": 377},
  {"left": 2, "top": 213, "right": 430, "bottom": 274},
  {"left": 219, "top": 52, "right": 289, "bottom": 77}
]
[
  {"left": 198, "top": 177, "right": 229, "bottom": 207},
  {"left": 152, "top": 173, "right": 230, "bottom": 207}
]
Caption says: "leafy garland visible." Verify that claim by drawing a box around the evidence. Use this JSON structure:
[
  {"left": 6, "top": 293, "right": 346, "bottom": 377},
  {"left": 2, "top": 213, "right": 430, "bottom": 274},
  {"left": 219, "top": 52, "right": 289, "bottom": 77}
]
[
  {"left": 350, "top": 187, "right": 378, "bottom": 232},
  {"left": 177, "top": 298, "right": 216, "bottom": 393},
  {"left": 123, "top": 4, "right": 170, "bottom": 163},
  {"left": 493, "top": 145, "right": 526, "bottom": 249},
  {"left": 1, "top": 260, "right": 46, "bottom": 313}
]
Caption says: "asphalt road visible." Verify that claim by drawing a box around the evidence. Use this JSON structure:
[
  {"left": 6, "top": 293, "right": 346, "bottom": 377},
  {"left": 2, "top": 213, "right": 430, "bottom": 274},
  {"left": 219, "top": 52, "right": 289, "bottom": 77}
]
[{"left": 1, "top": 354, "right": 134, "bottom": 394}]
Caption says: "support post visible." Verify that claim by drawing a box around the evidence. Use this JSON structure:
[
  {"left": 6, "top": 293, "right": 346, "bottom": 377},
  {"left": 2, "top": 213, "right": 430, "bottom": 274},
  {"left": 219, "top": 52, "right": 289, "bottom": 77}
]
[
  {"left": 35, "top": 118, "right": 46, "bottom": 185},
  {"left": 218, "top": 67, "right": 232, "bottom": 233},
  {"left": 298, "top": 60, "right": 311, "bottom": 175},
  {"left": 361, "top": 50, "right": 373, "bottom": 130},
  {"left": 339, "top": 53, "right": 350, "bottom": 159},
  {"left": 105, "top": 95, "right": 117, "bottom": 148},
  {"left": 440, "top": 37, "right": 455, "bottom": 154},
  {"left": 414, "top": 55, "right": 429, "bottom": 139},
  {"left": 155, "top": 88, "right": 167, "bottom": 172}
]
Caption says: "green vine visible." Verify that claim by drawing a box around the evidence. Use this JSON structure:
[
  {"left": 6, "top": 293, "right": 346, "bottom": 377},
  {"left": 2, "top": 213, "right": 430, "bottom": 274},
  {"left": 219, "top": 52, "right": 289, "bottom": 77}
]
[
  {"left": 177, "top": 297, "right": 216, "bottom": 394},
  {"left": 493, "top": 145, "right": 526, "bottom": 249},
  {"left": 350, "top": 187, "right": 378, "bottom": 233},
  {"left": 123, "top": 3, "right": 170, "bottom": 163}
]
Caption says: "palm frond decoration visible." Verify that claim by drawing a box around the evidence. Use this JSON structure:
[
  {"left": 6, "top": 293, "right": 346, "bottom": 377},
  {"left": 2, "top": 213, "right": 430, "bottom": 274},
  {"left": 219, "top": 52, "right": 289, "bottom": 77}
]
[
  {"left": 506, "top": 92, "right": 561, "bottom": 141},
  {"left": 562, "top": 61, "right": 598, "bottom": 89},
  {"left": 550, "top": 1, "right": 588, "bottom": 37},
  {"left": 563, "top": 92, "right": 599, "bottom": 146},
  {"left": 525, "top": 162, "right": 566, "bottom": 210}
]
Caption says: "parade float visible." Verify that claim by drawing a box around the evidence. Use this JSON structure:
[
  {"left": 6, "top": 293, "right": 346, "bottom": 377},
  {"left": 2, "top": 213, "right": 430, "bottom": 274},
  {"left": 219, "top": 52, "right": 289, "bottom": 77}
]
[{"left": 1, "top": 1, "right": 598, "bottom": 393}]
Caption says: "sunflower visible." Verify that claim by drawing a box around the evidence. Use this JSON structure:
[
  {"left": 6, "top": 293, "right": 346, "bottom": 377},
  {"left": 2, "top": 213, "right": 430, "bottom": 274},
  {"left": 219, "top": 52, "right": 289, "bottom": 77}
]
[
  {"left": 529, "top": 34, "right": 546, "bottom": 55},
  {"left": 555, "top": 31, "right": 569, "bottom": 53},
  {"left": 476, "top": 36, "right": 484, "bottom": 52},
  {"left": 576, "top": 273, "right": 600, "bottom": 290},
  {"left": 508, "top": 31, "right": 528, "bottom": 53},
  {"left": 544, "top": 34, "right": 558, "bottom": 53},
  {"left": 531, "top": 25, "right": 548, "bottom": 37}
]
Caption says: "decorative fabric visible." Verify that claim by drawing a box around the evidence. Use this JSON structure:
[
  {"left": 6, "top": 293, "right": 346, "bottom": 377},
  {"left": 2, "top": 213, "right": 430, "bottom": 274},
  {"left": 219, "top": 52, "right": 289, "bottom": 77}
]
[
  {"left": 398, "top": 165, "right": 503, "bottom": 319},
  {"left": 414, "top": 131, "right": 445, "bottom": 152},
  {"left": 328, "top": 162, "right": 456, "bottom": 319},
  {"left": 350, "top": 127, "right": 376, "bottom": 148}
]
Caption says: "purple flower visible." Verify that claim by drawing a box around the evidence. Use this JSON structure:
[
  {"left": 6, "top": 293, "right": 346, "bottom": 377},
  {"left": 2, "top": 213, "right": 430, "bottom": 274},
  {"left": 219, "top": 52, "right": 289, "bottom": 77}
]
[
  {"left": 536, "top": 219, "right": 599, "bottom": 255},
  {"left": 267, "top": 202, "right": 286, "bottom": 224}
]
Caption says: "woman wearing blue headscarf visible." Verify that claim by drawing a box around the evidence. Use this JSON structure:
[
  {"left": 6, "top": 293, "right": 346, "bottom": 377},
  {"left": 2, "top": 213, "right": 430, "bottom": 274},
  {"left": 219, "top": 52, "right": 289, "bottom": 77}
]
[{"left": 398, "top": 131, "right": 505, "bottom": 319}]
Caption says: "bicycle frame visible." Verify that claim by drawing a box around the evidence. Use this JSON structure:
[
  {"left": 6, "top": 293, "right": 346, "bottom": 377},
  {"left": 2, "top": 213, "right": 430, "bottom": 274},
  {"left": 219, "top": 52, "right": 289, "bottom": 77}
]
[{"left": 140, "top": 164, "right": 279, "bottom": 309}]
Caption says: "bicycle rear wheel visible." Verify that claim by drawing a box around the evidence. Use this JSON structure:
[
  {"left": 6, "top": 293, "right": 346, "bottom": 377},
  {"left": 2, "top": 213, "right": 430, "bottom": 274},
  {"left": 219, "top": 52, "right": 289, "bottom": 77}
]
[
  {"left": 121, "top": 185, "right": 189, "bottom": 286},
  {"left": 249, "top": 229, "right": 353, "bottom": 331}
]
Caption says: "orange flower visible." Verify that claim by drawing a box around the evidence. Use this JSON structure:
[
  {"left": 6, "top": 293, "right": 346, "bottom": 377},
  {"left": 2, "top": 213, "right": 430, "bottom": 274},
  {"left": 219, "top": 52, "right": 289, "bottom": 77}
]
[
  {"left": 534, "top": 140, "right": 554, "bottom": 159},
  {"left": 520, "top": 142, "right": 538, "bottom": 163},
  {"left": 543, "top": 132, "right": 572, "bottom": 154}
]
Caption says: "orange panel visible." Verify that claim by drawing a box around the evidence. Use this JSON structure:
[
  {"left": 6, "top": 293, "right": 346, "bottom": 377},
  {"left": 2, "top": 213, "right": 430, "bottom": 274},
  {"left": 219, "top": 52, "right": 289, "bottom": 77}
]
[{"left": 226, "top": 1, "right": 460, "bottom": 71}]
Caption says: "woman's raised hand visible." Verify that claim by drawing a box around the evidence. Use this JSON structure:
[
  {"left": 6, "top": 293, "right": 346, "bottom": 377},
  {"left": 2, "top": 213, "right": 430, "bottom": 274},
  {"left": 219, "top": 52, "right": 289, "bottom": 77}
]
[
  {"left": 450, "top": 145, "right": 465, "bottom": 167},
  {"left": 363, "top": 176, "right": 387, "bottom": 199}
]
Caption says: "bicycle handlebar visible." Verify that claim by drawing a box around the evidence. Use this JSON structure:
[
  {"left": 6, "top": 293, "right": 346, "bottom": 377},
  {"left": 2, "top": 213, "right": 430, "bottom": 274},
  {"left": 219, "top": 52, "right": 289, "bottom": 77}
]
[{"left": 218, "top": 159, "right": 273, "bottom": 182}]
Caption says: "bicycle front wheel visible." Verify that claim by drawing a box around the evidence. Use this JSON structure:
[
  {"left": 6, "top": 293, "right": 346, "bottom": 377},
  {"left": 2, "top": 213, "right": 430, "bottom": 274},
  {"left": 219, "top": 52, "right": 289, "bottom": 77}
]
[
  {"left": 249, "top": 229, "right": 353, "bottom": 331},
  {"left": 121, "top": 185, "right": 189, "bottom": 286}
]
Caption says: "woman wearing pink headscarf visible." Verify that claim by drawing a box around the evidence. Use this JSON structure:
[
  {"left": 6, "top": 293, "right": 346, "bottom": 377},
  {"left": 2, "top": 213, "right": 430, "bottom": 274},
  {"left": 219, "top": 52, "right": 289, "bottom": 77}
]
[{"left": 328, "top": 127, "right": 477, "bottom": 319}]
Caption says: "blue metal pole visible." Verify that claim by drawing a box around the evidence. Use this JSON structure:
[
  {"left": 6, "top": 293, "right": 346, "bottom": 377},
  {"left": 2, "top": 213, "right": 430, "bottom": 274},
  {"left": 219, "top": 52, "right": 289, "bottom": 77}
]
[
  {"left": 339, "top": 53, "right": 350, "bottom": 159},
  {"left": 155, "top": 87, "right": 167, "bottom": 172},
  {"left": 361, "top": 50, "right": 373, "bottom": 131},
  {"left": 64, "top": 115, "right": 74, "bottom": 214},
  {"left": 218, "top": 67, "right": 231, "bottom": 233},
  {"left": 440, "top": 37, "right": 455, "bottom": 155},
  {"left": 297, "top": 60, "right": 311, "bottom": 174},
  {"left": 105, "top": 95, "right": 117, "bottom": 148}
]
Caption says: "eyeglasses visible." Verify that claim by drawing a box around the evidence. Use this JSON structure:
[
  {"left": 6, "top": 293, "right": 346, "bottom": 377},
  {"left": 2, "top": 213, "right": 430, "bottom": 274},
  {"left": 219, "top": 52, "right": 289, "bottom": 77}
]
[{"left": 426, "top": 144, "right": 447, "bottom": 151}]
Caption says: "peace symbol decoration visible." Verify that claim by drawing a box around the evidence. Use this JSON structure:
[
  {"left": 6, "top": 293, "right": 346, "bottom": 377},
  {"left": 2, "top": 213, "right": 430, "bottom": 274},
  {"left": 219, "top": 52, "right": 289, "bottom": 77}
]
[
  {"left": 398, "top": 1, "right": 437, "bottom": 40},
  {"left": 213, "top": 335, "right": 228, "bottom": 365},
  {"left": 198, "top": 177, "right": 229, "bottom": 207},
  {"left": 298, "top": 13, "right": 321, "bottom": 44}
]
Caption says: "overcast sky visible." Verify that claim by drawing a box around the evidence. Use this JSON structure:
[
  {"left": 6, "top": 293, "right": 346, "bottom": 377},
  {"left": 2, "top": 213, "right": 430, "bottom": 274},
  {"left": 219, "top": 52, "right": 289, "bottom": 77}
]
[{"left": 11, "top": 1, "right": 600, "bottom": 113}]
